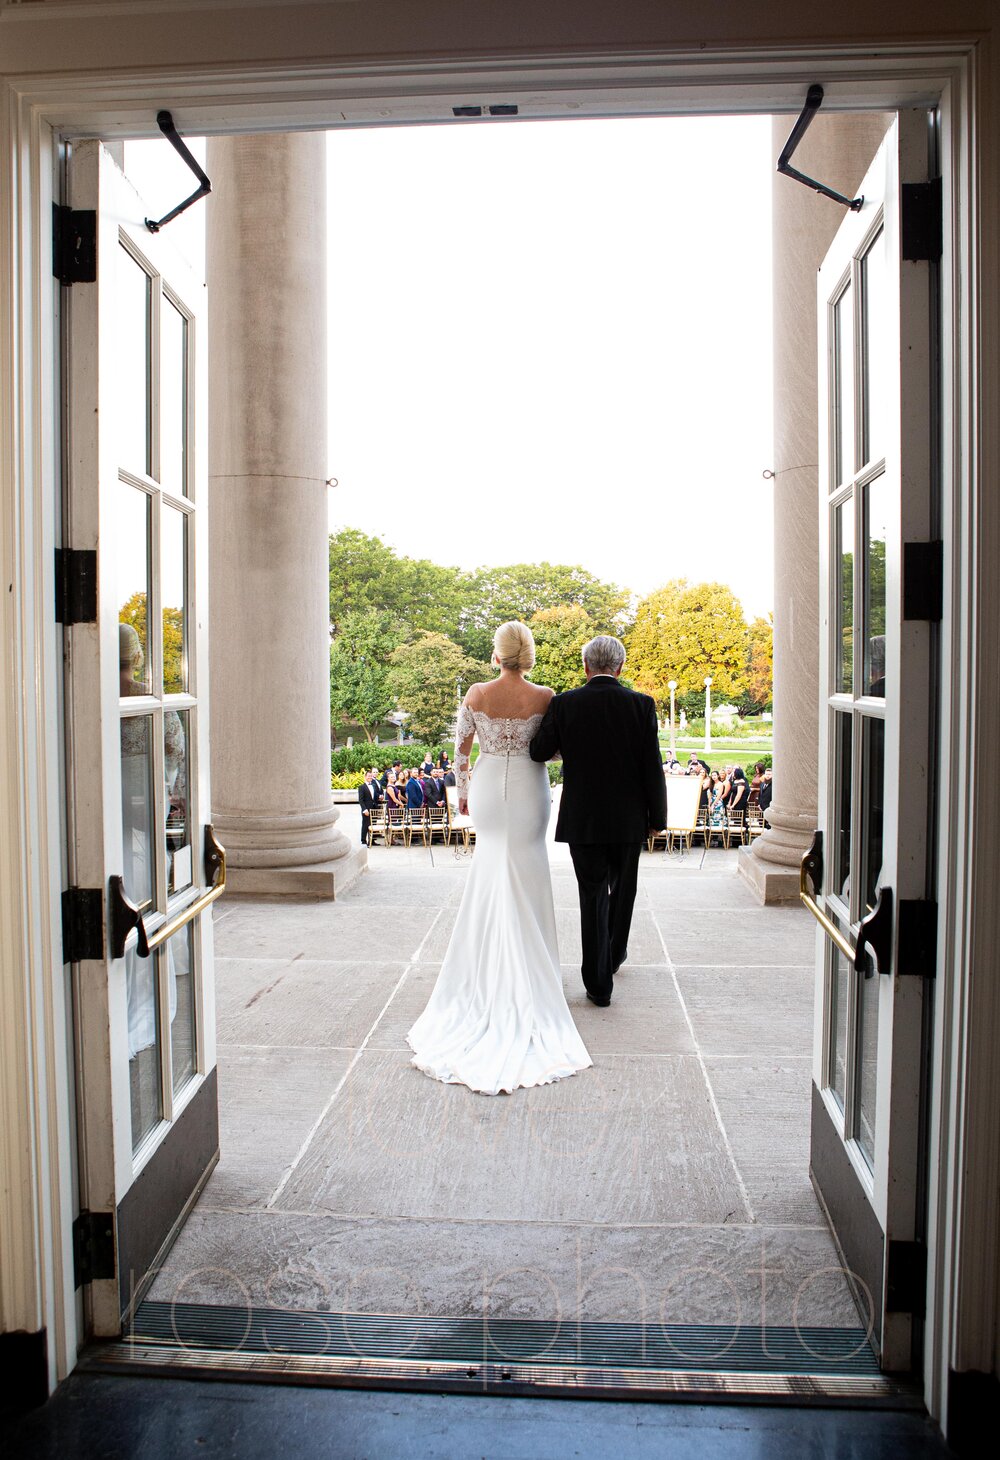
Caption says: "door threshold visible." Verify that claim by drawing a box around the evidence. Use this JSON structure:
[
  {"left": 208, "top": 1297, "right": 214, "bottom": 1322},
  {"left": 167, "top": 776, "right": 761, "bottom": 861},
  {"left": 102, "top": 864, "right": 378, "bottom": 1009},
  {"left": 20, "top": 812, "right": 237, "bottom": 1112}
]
[{"left": 76, "top": 1301, "right": 924, "bottom": 1408}]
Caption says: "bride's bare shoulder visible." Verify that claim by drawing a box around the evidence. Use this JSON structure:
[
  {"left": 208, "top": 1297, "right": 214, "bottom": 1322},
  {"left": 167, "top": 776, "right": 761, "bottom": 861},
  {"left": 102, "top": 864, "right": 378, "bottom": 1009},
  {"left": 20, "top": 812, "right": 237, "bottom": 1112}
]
[{"left": 527, "top": 684, "right": 556, "bottom": 707}]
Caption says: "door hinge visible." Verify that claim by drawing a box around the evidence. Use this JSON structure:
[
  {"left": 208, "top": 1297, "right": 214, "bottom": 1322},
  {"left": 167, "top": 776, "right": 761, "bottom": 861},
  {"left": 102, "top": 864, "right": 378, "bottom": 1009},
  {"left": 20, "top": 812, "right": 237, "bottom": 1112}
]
[
  {"left": 898, "top": 899, "right": 938, "bottom": 978},
  {"left": 62, "top": 887, "right": 104, "bottom": 963},
  {"left": 903, "top": 540, "right": 943, "bottom": 621},
  {"left": 902, "top": 177, "right": 942, "bottom": 263},
  {"left": 72, "top": 1210, "right": 116, "bottom": 1288},
  {"left": 886, "top": 1238, "right": 927, "bottom": 1317},
  {"left": 54, "top": 548, "right": 98, "bottom": 624},
  {"left": 52, "top": 204, "right": 97, "bottom": 285}
]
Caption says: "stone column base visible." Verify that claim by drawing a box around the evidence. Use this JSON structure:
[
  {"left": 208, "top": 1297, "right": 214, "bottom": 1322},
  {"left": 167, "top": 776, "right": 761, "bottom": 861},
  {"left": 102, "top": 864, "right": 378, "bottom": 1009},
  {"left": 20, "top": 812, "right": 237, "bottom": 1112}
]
[
  {"left": 225, "top": 846, "right": 367, "bottom": 900},
  {"left": 737, "top": 845, "right": 802, "bottom": 905}
]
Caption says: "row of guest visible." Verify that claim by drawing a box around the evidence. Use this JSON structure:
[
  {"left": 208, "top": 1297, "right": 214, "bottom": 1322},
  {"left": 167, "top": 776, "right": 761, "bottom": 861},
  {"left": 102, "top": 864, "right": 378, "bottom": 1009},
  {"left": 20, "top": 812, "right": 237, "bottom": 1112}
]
[
  {"left": 357, "top": 761, "right": 457, "bottom": 845},
  {"left": 661, "top": 756, "right": 773, "bottom": 819}
]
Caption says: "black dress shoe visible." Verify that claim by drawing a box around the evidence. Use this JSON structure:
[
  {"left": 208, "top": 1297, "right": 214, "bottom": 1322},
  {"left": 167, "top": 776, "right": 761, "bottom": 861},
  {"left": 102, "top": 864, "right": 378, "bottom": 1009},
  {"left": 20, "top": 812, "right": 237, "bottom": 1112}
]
[{"left": 586, "top": 991, "right": 611, "bottom": 1007}]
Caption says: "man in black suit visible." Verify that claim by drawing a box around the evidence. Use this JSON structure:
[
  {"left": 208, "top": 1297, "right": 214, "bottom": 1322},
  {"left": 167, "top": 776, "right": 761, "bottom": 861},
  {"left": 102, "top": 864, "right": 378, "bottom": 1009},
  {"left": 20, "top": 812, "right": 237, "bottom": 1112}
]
[
  {"left": 357, "top": 768, "right": 382, "bottom": 845},
  {"left": 530, "top": 635, "right": 666, "bottom": 1007}
]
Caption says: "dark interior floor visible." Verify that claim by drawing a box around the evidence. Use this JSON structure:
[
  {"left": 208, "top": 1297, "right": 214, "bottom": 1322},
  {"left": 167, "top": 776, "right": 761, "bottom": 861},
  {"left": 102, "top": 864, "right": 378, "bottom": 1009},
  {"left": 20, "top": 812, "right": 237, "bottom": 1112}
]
[{"left": 1, "top": 1374, "right": 956, "bottom": 1459}]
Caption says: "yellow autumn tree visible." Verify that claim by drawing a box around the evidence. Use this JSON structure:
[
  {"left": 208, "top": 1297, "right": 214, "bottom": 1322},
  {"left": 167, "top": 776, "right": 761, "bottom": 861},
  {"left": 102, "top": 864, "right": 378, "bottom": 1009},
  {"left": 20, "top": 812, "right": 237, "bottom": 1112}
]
[
  {"left": 745, "top": 615, "right": 774, "bottom": 710},
  {"left": 625, "top": 579, "right": 751, "bottom": 716},
  {"left": 119, "top": 591, "right": 185, "bottom": 693}
]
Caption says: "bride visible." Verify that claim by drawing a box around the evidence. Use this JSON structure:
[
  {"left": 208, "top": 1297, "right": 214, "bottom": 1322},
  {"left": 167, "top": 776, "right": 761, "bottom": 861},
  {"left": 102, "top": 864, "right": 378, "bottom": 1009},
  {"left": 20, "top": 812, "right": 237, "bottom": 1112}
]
[{"left": 407, "top": 621, "right": 592, "bottom": 1095}]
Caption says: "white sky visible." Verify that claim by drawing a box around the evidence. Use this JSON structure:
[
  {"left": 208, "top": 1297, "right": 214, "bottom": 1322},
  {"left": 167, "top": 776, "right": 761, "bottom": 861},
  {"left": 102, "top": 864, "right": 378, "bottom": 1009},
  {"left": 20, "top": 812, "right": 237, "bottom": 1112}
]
[{"left": 126, "top": 115, "right": 775, "bottom": 619}]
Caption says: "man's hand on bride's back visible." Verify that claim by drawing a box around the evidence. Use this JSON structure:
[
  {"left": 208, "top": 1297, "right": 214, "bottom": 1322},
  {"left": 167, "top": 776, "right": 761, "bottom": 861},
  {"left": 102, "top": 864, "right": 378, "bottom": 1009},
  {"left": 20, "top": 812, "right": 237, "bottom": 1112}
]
[{"left": 459, "top": 799, "right": 470, "bottom": 817}]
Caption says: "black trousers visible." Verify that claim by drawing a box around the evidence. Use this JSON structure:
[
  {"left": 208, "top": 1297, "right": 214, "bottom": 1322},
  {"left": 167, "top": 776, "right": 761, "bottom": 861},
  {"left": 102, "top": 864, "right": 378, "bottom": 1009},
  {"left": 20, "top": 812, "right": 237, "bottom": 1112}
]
[{"left": 569, "top": 841, "right": 642, "bottom": 1002}]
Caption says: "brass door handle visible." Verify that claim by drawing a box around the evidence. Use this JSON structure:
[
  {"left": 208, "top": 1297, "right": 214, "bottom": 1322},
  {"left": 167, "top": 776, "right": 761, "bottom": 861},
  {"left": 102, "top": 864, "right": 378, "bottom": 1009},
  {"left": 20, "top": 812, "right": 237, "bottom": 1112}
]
[
  {"left": 111, "top": 824, "right": 226, "bottom": 959},
  {"left": 799, "top": 829, "right": 856, "bottom": 964}
]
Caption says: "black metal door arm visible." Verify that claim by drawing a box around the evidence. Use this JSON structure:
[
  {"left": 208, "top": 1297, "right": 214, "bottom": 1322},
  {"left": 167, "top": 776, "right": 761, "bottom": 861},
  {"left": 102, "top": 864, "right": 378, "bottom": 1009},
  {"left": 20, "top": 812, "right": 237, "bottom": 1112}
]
[
  {"left": 777, "top": 85, "right": 864, "bottom": 212},
  {"left": 145, "top": 111, "right": 211, "bottom": 233},
  {"left": 110, "top": 875, "right": 150, "bottom": 960},
  {"left": 856, "top": 885, "right": 894, "bottom": 979}
]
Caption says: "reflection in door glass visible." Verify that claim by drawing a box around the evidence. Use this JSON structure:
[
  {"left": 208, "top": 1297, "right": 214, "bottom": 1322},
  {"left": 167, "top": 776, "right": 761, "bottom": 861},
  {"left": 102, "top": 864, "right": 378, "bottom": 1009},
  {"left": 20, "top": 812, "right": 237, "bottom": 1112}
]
[
  {"left": 120, "top": 713, "right": 155, "bottom": 909},
  {"left": 160, "top": 294, "right": 188, "bottom": 496},
  {"left": 118, "top": 483, "right": 151, "bottom": 694},
  {"left": 161, "top": 505, "right": 188, "bottom": 694},
  {"left": 865, "top": 476, "right": 888, "bottom": 698},
  {"left": 117, "top": 244, "right": 151, "bottom": 477},
  {"left": 856, "top": 964, "right": 879, "bottom": 1171},
  {"left": 837, "top": 497, "right": 854, "bottom": 694},
  {"left": 128, "top": 946, "right": 162, "bottom": 1152},
  {"left": 861, "top": 717, "right": 886, "bottom": 916},
  {"left": 165, "top": 709, "right": 192, "bottom": 896},
  {"left": 834, "top": 281, "right": 855, "bottom": 487},
  {"left": 829, "top": 934, "right": 849, "bottom": 1113},
  {"left": 862, "top": 225, "right": 887, "bottom": 467},
  {"left": 833, "top": 711, "right": 852, "bottom": 904},
  {"left": 168, "top": 923, "right": 196, "bottom": 1096}
]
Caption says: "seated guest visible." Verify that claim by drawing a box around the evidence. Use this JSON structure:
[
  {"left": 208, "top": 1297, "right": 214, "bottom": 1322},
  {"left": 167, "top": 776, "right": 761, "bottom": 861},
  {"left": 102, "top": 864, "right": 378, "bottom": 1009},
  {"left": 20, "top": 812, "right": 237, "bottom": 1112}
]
[{"left": 405, "top": 769, "right": 425, "bottom": 811}]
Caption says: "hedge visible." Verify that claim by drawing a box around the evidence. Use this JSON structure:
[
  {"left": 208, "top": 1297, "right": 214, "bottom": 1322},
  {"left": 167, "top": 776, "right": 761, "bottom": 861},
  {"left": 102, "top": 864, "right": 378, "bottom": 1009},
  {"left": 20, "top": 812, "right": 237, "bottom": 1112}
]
[{"left": 330, "top": 742, "right": 452, "bottom": 775}]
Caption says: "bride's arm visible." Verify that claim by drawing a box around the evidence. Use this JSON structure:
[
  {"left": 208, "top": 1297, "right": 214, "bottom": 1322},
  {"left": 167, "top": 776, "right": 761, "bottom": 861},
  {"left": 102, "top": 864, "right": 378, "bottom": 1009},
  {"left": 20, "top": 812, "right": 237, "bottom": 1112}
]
[{"left": 454, "top": 697, "right": 477, "bottom": 816}]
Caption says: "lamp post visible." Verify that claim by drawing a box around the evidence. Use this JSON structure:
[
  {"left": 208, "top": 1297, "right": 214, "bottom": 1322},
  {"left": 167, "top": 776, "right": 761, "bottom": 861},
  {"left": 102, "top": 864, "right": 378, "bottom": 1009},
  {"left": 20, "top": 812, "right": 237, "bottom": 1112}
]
[
  {"left": 668, "top": 680, "right": 677, "bottom": 762},
  {"left": 704, "top": 676, "right": 713, "bottom": 755}
]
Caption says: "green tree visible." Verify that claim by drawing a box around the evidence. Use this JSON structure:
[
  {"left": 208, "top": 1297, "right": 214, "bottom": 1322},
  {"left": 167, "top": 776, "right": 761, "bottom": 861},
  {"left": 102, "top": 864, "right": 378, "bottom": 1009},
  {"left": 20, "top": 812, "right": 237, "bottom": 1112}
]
[
  {"left": 389, "top": 632, "right": 486, "bottom": 742},
  {"left": 459, "top": 562, "right": 630, "bottom": 661},
  {"left": 329, "top": 528, "right": 468, "bottom": 640},
  {"left": 529, "top": 604, "right": 593, "bottom": 693},
  {"left": 626, "top": 579, "right": 751, "bottom": 715},
  {"left": 329, "top": 608, "right": 406, "bottom": 741}
]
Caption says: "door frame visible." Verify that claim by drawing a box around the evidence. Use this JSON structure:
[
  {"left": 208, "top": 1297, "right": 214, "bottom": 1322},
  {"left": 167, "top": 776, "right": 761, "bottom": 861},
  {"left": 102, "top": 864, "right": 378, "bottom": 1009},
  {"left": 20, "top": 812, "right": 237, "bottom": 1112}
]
[{"left": 0, "top": 36, "right": 993, "bottom": 1433}]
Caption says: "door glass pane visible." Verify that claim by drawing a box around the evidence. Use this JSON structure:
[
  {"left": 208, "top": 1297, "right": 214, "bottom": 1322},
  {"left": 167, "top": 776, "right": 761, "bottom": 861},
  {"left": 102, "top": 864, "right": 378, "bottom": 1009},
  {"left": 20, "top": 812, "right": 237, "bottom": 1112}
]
[
  {"left": 860, "top": 717, "right": 886, "bottom": 917},
  {"left": 120, "top": 713, "right": 155, "bottom": 910},
  {"left": 161, "top": 505, "right": 188, "bottom": 695},
  {"left": 834, "top": 280, "right": 855, "bottom": 486},
  {"left": 862, "top": 225, "right": 887, "bottom": 466},
  {"left": 165, "top": 709, "right": 192, "bottom": 896},
  {"left": 168, "top": 923, "right": 196, "bottom": 1096},
  {"left": 856, "top": 966, "right": 879, "bottom": 1171},
  {"left": 118, "top": 483, "right": 151, "bottom": 695},
  {"left": 832, "top": 711, "right": 853, "bottom": 903},
  {"left": 160, "top": 294, "right": 189, "bottom": 496},
  {"left": 117, "top": 244, "right": 151, "bottom": 477},
  {"left": 864, "top": 475, "right": 888, "bottom": 699},
  {"left": 128, "top": 945, "right": 161, "bottom": 1151},
  {"left": 836, "top": 496, "right": 854, "bottom": 694},
  {"left": 829, "top": 933, "right": 850, "bottom": 1112}
]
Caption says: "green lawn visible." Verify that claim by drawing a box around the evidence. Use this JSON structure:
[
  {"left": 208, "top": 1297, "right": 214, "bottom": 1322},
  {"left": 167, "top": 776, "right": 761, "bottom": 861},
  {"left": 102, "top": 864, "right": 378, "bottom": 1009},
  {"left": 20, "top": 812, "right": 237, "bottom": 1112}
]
[{"left": 661, "top": 736, "right": 773, "bottom": 773}]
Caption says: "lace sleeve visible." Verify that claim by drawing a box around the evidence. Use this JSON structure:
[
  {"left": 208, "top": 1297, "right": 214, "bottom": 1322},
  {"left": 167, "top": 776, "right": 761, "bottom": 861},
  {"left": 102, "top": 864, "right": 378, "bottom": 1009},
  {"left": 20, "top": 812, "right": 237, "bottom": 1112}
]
[{"left": 454, "top": 699, "right": 476, "bottom": 802}]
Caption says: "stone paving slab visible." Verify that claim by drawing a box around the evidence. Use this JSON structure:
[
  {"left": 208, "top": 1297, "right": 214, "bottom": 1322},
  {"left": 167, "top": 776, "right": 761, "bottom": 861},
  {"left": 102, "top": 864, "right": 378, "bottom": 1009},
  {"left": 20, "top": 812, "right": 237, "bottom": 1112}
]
[
  {"left": 149, "top": 1209, "right": 859, "bottom": 1327},
  {"left": 215, "top": 956, "right": 414, "bottom": 1049},
  {"left": 672, "top": 966, "right": 814, "bottom": 1058},
  {"left": 274, "top": 1047, "right": 749, "bottom": 1226}
]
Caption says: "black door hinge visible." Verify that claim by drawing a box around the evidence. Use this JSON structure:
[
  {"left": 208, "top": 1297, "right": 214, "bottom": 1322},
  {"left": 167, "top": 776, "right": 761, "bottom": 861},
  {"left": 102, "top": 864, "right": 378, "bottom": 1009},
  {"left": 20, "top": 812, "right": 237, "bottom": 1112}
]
[
  {"left": 903, "top": 540, "right": 943, "bottom": 622},
  {"left": 902, "top": 177, "right": 942, "bottom": 263},
  {"left": 62, "top": 887, "right": 104, "bottom": 963},
  {"left": 72, "top": 1210, "right": 116, "bottom": 1288},
  {"left": 55, "top": 548, "right": 98, "bottom": 624},
  {"left": 898, "top": 900, "right": 938, "bottom": 978},
  {"left": 886, "top": 1238, "right": 927, "bottom": 1317},
  {"left": 52, "top": 204, "right": 97, "bottom": 285}
]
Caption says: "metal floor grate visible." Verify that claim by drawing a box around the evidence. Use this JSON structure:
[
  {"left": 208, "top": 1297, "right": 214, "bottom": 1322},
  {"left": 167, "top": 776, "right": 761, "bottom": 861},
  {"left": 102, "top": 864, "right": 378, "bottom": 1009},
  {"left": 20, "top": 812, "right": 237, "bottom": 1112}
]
[{"left": 131, "top": 1301, "right": 881, "bottom": 1377}]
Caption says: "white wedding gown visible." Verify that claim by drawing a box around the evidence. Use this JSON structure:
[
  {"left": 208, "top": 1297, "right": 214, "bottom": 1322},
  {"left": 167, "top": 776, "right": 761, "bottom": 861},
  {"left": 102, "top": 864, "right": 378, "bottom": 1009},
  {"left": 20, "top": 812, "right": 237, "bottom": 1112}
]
[{"left": 407, "top": 706, "right": 592, "bottom": 1095}]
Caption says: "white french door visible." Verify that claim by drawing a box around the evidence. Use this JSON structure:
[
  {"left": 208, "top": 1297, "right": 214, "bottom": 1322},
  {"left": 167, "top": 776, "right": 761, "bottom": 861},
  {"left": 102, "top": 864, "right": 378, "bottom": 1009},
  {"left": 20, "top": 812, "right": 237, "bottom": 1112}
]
[
  {"left": 64, "top": 140, "right": 221, "bottom": 1336},
  {"left": 807, "top": 112, "right": 938, "bottom": 1371}
]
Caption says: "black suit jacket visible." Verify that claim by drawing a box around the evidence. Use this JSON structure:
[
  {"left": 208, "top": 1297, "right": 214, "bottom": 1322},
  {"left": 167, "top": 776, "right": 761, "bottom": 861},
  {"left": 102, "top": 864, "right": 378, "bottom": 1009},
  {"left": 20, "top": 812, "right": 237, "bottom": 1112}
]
[
  {"left": 529, "top": 676, "right": 667, "bottom": 844},
  {"left": 358, "top": 782, "right": 382, "bottom": 814}
]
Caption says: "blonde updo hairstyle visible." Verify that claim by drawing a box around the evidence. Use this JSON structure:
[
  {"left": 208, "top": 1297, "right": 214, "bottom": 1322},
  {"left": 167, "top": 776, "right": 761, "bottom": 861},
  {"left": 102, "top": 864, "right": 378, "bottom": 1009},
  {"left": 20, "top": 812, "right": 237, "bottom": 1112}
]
[{"left": 492, "top": 620, "right": 535, "bottom": 673}]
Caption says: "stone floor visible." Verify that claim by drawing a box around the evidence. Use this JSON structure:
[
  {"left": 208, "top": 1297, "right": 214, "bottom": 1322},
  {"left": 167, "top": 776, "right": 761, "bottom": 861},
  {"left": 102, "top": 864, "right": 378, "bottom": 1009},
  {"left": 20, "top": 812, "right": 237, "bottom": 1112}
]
[{"left": 150, "top": 810, "right": 856, "bottom": 1335}]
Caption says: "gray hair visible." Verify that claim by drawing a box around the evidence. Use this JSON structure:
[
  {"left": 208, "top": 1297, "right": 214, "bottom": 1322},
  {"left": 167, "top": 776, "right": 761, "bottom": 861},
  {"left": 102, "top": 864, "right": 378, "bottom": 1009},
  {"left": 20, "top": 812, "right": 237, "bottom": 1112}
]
[{"left": 582, "top": 635, "right": 626, "bottom": 675}]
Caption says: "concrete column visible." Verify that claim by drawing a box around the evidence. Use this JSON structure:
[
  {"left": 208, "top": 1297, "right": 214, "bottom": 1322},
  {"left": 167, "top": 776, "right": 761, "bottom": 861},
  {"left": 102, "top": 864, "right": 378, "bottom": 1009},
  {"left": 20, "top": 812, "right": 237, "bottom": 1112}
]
[
  {"left": 739, "top": 113, "right": 891, "bottom": 904},
  {"left": 207, "top": 132, "right": 362, "bottom": 896}
]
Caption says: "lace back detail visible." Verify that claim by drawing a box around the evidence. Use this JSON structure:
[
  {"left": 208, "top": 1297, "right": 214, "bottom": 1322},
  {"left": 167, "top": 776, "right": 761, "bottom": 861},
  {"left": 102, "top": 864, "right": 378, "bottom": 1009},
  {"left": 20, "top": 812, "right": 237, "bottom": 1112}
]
[{"left": 453, "top": 705, "right": 544, "bottom": 801}]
